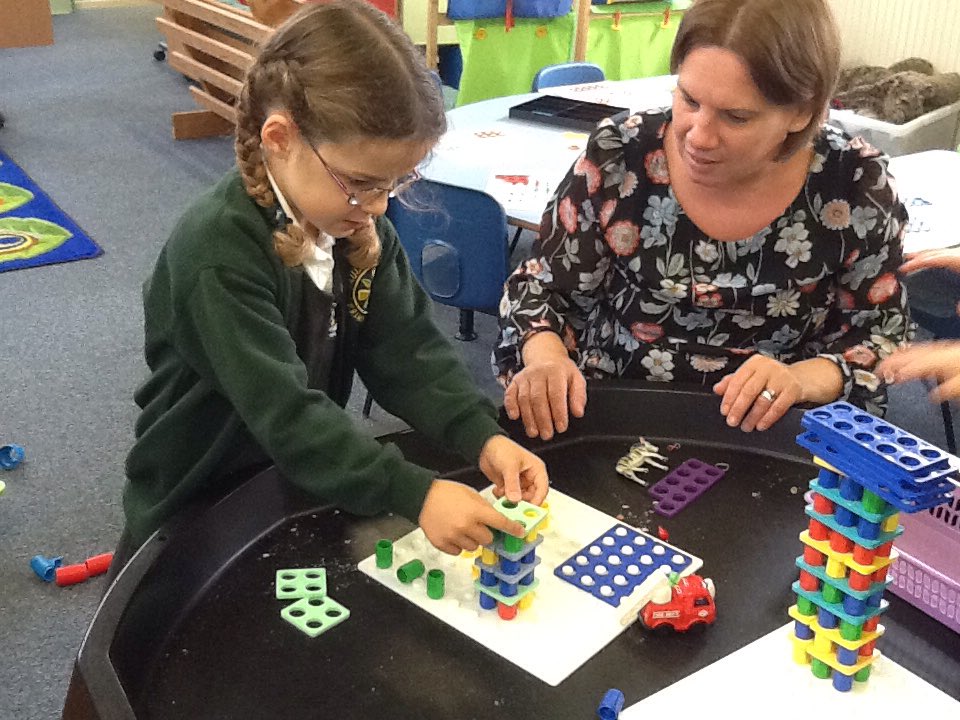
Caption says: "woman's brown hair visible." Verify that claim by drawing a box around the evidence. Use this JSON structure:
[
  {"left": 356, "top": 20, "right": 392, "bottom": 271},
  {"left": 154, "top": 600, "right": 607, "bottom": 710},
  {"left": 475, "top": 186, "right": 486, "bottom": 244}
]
[
  {"left": 235, "top": 0, "right": 446, "bottom": 268},
  {"left": 670, "top": 0, "right": 841, "bottom": 159}
]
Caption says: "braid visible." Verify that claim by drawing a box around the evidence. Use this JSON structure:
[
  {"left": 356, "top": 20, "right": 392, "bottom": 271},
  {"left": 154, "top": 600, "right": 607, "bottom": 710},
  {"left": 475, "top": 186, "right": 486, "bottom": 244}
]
[{"left": 235, "top": 60, "right": 312, "bottom": 267}]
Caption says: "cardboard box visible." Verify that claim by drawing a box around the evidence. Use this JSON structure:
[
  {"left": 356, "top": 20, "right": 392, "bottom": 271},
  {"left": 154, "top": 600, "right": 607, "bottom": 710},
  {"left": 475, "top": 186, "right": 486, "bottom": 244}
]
[{"left": 0, "top": 0, "right": 55, "bottom": 48}]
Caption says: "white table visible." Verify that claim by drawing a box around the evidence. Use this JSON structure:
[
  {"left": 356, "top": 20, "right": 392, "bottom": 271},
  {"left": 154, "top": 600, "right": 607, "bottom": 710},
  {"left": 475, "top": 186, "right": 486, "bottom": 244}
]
[
  {"left": 421, "top": 76, "right": 678, "bottom": 229},
  {"left": 887, "top": 150, "right": 960, "bottom": 254}
]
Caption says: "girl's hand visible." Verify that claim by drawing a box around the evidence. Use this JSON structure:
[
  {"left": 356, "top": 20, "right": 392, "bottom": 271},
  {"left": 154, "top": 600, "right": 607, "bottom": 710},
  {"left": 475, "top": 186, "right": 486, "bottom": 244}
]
[
  {"left": 418, "top": 479, "right": 527, "bottom": 555},
  {"left": 900, "top": 248, "right": 960, "bottom": 276},
  {"left": 478, "top": 435, "right": 549, "bottom": 506},
  {"left": 713, "top": 355, "right": 803, "bottom": 432},
  {"left": 878, "top": 341, "right": 960, "bottom": 402}
]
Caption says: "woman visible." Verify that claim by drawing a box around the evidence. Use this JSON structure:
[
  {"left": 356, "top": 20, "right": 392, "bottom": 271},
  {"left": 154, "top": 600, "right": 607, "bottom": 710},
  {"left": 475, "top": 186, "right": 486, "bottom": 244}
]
[{"left": 495, "top": 0, "right": 912, "bottom": 440}]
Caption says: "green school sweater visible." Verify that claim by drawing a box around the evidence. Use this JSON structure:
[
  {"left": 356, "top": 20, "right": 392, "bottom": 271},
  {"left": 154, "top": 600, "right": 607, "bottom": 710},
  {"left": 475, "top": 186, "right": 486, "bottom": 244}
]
[{"left": 123, "top": 169, "right": 503, "bottom": 547}]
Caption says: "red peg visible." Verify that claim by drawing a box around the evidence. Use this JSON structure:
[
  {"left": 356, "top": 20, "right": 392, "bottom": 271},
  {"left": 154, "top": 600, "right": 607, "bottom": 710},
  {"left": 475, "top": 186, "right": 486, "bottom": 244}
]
[
  {"left": 85, "top": 553, "right": 114, "bottom": 577},
  {"left": 657, "top": 526, "right": 669, "bottom": 541},
  {"left": 56, "top": 563, "right": 90, "bottom": 587}
]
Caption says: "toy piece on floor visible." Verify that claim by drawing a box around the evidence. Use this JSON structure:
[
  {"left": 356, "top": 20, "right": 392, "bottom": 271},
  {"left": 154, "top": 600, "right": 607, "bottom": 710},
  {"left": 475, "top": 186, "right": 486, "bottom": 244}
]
[
  {"left": 596, "top": 688, "right": 625, "bottom": 720},
  {"left": 375, "top": 539, "right": 393, "bottom": 569},
  {"left": 639, "top": 572, "right": 717, "bottom": 631},
  {"left": 615, "top": 437, "right": 668, "bottom": 486},
  {"left": 789, "top": 401, "right": 959, "bottom": 692},
  {"left": 475, "top": 498, "right": 549, "bottom": 621},
  {"left": 0, "top": 443, "right": 25, "bottom": 470},
  {"left": 30, "top": 554, "right": 63, "bottom": 582},
  {"left": 554, "top": 523, "right": 701, "bottom": 625},
  {"left": 275, "top": 566, "right": 350, "bottom": 637},
  {"left": 648, "top": 458, "right": 726, "bottom": 517},
  {"left": 53, "top": 552, "right": 114, "bottom": 587}
]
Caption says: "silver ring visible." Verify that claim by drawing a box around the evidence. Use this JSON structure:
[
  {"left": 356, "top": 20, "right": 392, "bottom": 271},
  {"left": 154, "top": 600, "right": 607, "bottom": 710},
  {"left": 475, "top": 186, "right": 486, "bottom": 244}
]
[{"left": 760, "top": 388, "right": 777, "bottom": 402}]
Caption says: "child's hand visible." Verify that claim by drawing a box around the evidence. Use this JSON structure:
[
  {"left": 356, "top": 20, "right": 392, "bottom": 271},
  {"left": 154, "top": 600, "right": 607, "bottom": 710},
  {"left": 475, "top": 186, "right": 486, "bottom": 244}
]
[
  {"left": 418, "top": 479, "right": 527, "bottom": 555},
  {"left": 900, "top": 248, "right": 960, "bottom": 275},
  {"left": 878, "top": 340, "right": 960, "bottom": 402},
  {"left": 478, "top": 435, "right": 549, "bottom": 506}
]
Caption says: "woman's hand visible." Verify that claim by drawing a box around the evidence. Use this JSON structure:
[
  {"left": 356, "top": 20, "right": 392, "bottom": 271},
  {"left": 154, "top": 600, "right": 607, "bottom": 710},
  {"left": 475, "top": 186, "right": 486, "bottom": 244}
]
[
  {"left": 713, "top": 355, "right": 804, "bottom": 432},
  {"left": 504, "top": 331, "right": 587, "bottom": 441},
  {"left": 878, "top": 341, "right": 960, "bottom": 402},
  {"left": 418, "top": 479, "right": 527, "bottom": 555},
  {"left": 478, "top": 435, "right": 549, "bottom": 506},
  {"left": 900, "top": 248, "right": 960, "bottom": 275}
]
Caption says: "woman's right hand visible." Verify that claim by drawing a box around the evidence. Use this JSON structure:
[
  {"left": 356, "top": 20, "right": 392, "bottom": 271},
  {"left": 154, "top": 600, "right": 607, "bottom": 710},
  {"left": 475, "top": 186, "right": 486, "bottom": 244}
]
[
  {"left": 418, "top": 479, "right": 527, "bottom": 555},
  {"left": 504, "top": 331, "right": 587, "bottom": 441}
]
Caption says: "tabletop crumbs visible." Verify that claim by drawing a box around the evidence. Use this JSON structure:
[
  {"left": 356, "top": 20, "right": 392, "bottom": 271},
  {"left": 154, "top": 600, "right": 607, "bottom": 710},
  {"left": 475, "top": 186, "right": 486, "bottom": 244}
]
[
  {"left": 752, "top": 491, "right": 761, "bottom": 499},
  {"left": 790, "top": 486, "right": 799, "bottom": 494}
]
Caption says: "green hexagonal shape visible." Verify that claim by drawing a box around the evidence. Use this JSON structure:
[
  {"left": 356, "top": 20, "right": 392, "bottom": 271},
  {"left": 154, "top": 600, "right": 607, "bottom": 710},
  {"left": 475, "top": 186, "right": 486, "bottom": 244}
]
[
  {"left": 275, "top": 567, "right": 327, "bottom": 600},
  {"left": 281, "top": 595, "right": 350, "bottom": 638}
]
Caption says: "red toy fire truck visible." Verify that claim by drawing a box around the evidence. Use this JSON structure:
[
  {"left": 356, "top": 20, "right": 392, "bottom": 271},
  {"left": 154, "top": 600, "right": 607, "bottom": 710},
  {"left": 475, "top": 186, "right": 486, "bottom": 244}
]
[{"left": 640, "top": 573, "right": 717, "bottom": 631}]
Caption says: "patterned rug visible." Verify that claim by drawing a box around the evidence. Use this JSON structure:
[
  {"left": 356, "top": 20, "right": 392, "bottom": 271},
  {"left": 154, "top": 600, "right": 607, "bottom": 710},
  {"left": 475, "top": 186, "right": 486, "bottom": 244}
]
[{"left": 0, "top": 149, "right": 102, "bottom": 273}]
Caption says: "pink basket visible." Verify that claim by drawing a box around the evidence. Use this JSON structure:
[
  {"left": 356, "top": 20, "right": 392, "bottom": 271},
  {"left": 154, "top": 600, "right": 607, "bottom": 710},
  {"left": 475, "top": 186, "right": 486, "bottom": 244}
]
[{"left": 888, "top": 494, "right": 960, "bottom": 634}]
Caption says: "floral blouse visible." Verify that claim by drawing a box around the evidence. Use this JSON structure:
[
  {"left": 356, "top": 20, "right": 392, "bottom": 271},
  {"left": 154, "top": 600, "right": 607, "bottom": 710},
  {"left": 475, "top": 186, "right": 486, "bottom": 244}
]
[{"left": 494, "top": 110, "right": 913, "bottom": 417}]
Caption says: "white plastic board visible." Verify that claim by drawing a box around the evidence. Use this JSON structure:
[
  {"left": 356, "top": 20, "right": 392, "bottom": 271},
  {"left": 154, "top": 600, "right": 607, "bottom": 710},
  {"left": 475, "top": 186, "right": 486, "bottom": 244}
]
[
  {"left": 621, "top": 622, "right": 960, "bottom": 717},
  {"left": 358, "top": 489, "right": 702, "bottom": 686}
]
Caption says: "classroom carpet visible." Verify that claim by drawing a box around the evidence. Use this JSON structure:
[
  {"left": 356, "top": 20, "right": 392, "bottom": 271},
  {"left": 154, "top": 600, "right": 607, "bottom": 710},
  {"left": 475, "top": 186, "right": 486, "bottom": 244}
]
[{"left": 0, "top": 149, "right": 102, "bottom": 273}]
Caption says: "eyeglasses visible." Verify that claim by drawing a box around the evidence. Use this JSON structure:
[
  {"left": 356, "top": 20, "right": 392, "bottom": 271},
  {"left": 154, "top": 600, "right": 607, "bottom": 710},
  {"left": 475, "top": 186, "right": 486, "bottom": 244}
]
[{"left": 310, "top": 145, "right": 420, "bottom": 207}]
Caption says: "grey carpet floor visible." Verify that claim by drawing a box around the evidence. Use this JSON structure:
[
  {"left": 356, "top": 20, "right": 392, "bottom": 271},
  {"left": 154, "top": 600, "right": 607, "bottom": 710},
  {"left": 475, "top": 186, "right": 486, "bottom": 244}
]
[{"left": 0, "top": 7, "right": 951, "bottom": 720}]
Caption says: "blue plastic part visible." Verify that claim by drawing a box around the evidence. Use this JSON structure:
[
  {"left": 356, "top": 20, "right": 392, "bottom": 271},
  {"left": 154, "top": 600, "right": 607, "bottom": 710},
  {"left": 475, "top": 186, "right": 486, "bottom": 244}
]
[
  {"left": 479, "top": 592, "right": 497, "bottom": 610},
  {"left": 818, "top": 468, "right": 840, "bottom": 489},
  {"left": 475, "top": 556, "right": 540, "bottom": 585},
  {"left": 522, "top": 549, "right": 536, "bottom": 564},
  {"left": 30, "top": 554, "right": 63, "bottom": 582},
  {"left": 480, "top": 569, "right": 497, "bottom": 587},
  {"left": 798, "top": 432, "right": 952, "bottom": 512},
  {"left": 500, "top": 580, "right": 518, "bottom": 597},
  {"left": 501, "top": 557, "right": 520, "bottom": 575},
  {"left": 857, "top": 517, "right": 880, "bottom": 540},
  {"left": 0, "top": 444, "right": 25, "bottom": 470},
  {"left": 839, "top": 476, "right": 864, "bottom": 502},
  {"left": 817, "top": 607, "right": 838, "bottom": 629},
  {"left": 520, "top": 570, "right": 536, "bottom": 586},
  {"left": 802, "top": 431, "right": 957, "bottom": 500},
  {"left": 597, "top": 688, "right": 625, "bottom": 720},
  {"left": 833, "top": 505, "right": 856, "bottom": 527},
  {"left": 833, "top": 672, "right": 854, "bottom": 692},
  {"left": 843, "top": 595, "right": 867, "bottom": 616},
  {"left": 554, "top": 524, "right": 695, "bottom": 608},
  {"left": 836, "top": 646, "right": 859, "bottom": 666},
  {"left": 803, "top": 402, "right": 952, "bottom": 475},
  {"left": 794, "top": 620, "right": 814, "bottom": 640}
]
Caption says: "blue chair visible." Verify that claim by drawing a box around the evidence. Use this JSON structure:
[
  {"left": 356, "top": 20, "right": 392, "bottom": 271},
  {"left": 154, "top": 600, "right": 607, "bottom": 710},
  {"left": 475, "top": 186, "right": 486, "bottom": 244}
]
[
  {"left": 362, "top": 180, "right": 511, "bottom": 417},
  {"left": 531, "top": 62, "right": 605, "bottom": 91},
  {"left": 388, "top": 179, "right": 510, "bottom": 340}
]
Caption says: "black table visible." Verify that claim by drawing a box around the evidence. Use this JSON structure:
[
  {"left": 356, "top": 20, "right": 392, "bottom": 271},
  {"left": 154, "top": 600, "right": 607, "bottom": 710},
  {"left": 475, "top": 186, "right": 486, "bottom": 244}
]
[{"left": 62, "top": 385, "right": 960, "bottom": 719}]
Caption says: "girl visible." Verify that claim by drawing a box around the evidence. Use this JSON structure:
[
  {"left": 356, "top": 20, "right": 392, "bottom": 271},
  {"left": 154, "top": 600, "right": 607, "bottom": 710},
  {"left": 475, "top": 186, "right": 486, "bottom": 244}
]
[{"left": 120, "top": 0, "right": 547, "bottom": 566}]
